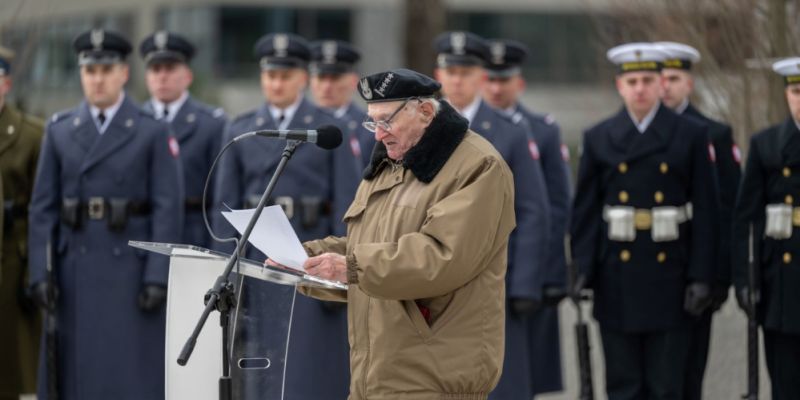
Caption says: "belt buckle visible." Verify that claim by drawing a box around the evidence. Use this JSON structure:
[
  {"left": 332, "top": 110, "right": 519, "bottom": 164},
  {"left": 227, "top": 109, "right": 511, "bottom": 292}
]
[
  {"left": 88, "top": 197, "right": 105, "bottom": 220},
  {"left": 793, "top": 208, "right": 800, "bottom": 227},
  {"left": 634, "top": 209, "right": 652, "bottom": 230},
  {"left": 274, "top": 196, "right": 294, "bottom": 219}
]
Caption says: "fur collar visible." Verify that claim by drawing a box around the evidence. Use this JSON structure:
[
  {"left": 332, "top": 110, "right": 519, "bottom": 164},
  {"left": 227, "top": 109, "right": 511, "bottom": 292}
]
[{"left": 363, "top": 100, "right": 468, "bottom": 183}]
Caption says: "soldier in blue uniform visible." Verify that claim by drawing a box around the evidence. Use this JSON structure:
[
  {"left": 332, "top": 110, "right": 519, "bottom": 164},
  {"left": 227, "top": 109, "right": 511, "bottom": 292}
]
[
  {"left": 482, "top": 38, "right": 571, "bottom": 397},
  {"left": 571, "top": 42, "right": 718, "bottom": 400},
  {"left": 211, "top": 33, "right": 351, "bottom": 400},
  {"left": 733, "top": 57, "right": 800, "bottom": 400},
  {"left": 27, "top": 29, "right": 184, "bottom": 400},
  {"left": 432, "top": 31, "right": 552, "bottom": 400},
  {"left": 309, "top": 39, "right": 375, "bottom": 173},
  {"left": 139, "top": 30, "right": 227, "bottom": 248},
  {"left": 657, "top": 41, "right": 742, "bottom": 400}
]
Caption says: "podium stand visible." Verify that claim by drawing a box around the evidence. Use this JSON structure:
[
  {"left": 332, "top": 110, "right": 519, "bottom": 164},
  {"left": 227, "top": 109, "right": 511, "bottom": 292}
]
[{"left": 129, "top": 241, "right": 347, "bottom": 400}]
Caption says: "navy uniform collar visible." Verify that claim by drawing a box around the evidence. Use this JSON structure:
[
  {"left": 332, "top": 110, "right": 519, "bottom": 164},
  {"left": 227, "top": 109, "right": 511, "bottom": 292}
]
[
  {"left": 609, "top": 103, "right": 677, "bottom": 162},
  {"left": 779, "top": 117, "right": 800, "bottom": 164}
]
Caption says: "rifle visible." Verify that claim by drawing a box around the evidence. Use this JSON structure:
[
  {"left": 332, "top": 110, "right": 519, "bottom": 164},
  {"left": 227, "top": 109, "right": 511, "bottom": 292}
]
[
  {"left": 565, "top": 237, "right": 594, "bottom": 400},
  {"left": 743, "top": 225, "right": 758, "bottom": 400},
  {"left": 45, "top": 240, "right": 58, "bottom": 400}
]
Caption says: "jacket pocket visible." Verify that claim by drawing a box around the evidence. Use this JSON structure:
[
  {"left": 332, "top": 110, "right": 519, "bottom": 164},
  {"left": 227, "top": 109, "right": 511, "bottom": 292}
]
[
  {"left": 343, "top": 201, "right": 366, "bottom": 224},
  {"left": 402, "top": 300, "right": 433, "bottom": 341}
]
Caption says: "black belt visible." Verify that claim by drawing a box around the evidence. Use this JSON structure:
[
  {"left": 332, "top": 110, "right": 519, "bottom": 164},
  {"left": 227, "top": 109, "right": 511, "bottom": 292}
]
[
  {"left": 4, "top": 200, "right": 27, "bottom": 232},
  {"left": 186, "top": 197, "right": 204, "bottom": 212},
  {"left": 61, "top": 197, "right": 151, "bottom": 231},
  {"left": 79, "top": 197, "right": 151, "bottom": 220},
  {"left": 245, "top": 196, "right": 331, "bottom": 228}
]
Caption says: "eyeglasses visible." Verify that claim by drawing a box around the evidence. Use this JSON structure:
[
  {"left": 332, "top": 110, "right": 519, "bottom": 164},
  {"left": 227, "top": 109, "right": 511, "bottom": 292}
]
[{"left": 362, "top": 98, "right": 417, "bottom": 133}]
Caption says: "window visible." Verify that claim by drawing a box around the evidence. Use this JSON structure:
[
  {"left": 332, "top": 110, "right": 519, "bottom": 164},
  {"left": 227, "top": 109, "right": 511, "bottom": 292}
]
[
  {"left": 217, "top": 6, "right": 352, "bottom": 79},
  {"left": 448, "top": 12, "right": 614, "bottom": 83}
]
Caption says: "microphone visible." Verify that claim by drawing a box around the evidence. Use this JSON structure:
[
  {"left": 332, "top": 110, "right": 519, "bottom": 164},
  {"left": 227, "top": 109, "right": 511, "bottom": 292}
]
[{"left": 236, "top": 125, "right": 343, "bottom": 150}]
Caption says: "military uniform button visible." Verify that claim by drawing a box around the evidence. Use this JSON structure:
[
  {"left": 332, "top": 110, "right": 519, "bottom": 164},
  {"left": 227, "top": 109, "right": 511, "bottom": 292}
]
[
  {"left": 659, "top": 162, "right": 669, "bottom": 174},
  {"left": 783, "top": 167, "right": 791, "bottom": 177},
  {"left": 654, "top": 191, "right": 664, "bottom": 204},
  {"left": 657, "top": 251, "right": 666, "bottom": 263},
  {"left": 618, "top": 163, "right": 628, "bottom": 173},
  {"left": 620, "top": 249, "right": 631, "bottom": 262},
  {"left": 619, "top": 191, "right": 629, "bottom": 203},
  {"left": 784, "top": 252, "right": 792, "bottom": 264},
  {"left": 786, "top": 195, "right": 794, "bottom": 205}
]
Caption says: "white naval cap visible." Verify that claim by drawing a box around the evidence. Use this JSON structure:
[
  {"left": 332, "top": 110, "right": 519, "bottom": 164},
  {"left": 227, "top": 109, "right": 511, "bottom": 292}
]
[
  {"left": 655, "top": 41, "right": 701, "bottom": 70},
  {"left": 606, "top": 42, "right": 669, "bottom": 74},
  {"left": 772, "top": 57, "right": 800, "bottom": 86}
]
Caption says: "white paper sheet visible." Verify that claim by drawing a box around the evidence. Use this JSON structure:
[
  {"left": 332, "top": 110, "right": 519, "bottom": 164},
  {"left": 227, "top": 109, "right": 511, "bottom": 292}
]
[{"left": 221, "top": 206, "right": 308, "bottom": 271}]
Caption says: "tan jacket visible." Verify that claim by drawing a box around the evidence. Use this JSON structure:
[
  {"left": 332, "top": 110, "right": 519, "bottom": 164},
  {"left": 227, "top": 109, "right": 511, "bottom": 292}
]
[{"left": 302, "top": 103, "right": 516, "bottom": 400}]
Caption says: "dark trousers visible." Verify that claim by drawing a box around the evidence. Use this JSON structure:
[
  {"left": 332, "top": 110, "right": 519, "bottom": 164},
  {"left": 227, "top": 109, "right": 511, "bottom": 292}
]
[
  {"left": 599, "top": 326, "right": 690, "bottom": 400},
  {"left": 683, "top": 313, "right": 712, "bottom": 400},
  {"left": 764, "top": 330, "right": 800, "bottom": 400}
]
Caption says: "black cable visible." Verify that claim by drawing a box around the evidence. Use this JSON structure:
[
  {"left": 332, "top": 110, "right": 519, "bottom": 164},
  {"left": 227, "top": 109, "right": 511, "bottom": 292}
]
[{"left": 202, "top": 136, "right": 243, "bottom": 249}]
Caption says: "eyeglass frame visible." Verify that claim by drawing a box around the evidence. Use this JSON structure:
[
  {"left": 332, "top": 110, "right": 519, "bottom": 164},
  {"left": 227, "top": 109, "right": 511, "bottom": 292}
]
[{"left": 362, "top": 97, "right": 419, "bottom": 133}]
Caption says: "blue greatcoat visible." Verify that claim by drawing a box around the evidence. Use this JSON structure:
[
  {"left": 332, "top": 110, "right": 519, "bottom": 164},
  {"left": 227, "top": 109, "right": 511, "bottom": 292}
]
[
  {"left": 331, "top": 102, "right": 376, "bottom": 174},
  {"left": 212, "top": 97, "right": 354, "bottom": 400},
  {"left": 509, "top": 104, "right": 572, "bottom": 396},
  {"left": 143, "top": 96, "right": 227, "bottom": 248},
  {"left": 467, "top": 100, "right": 552, "bottom": 400},
  {"left": 28, "top": 95, "right": 184, "bottom": 400}
]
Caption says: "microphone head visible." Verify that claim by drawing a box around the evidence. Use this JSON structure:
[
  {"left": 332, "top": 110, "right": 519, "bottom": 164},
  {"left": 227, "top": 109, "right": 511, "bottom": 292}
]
[{"left": 316, "top": 125, "right": 343, "bottom": 150}]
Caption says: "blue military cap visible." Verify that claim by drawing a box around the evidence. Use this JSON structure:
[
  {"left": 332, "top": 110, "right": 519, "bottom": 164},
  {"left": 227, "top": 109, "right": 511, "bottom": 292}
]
[
  {"left": 358, "top": 68, "right": 441, "bottom": 103},
  {"left": 433, "top": 31, "right": 490, "bottom": 68},
  {"left": 254, "top": 33, "right": 311, "bottom": 71},
  {"left": 72, "top": 28, "right": 132, "bottom": 66},
  {"left": 772, "top": 57, "right": 800, "bottom": 86},
  {"left": 655, "top": 41, "right": 701, "bottom": 71},
  {"left": 485, "top": 39, "right": 529, "bottom": 78},
  {"left": 606, "top": 42, "right": 669, "bottom": 74},
  {"left": 309, "top": 40, "right": 361, "bottom": 75},
  {"left": 0, "top": 46, "right": 13, "bottom": 76},
  {"left": 139, "top": 31, "right": 196, "bottom": 66}
]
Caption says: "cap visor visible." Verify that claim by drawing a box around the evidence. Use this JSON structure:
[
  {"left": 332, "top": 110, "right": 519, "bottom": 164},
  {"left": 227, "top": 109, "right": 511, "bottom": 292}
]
[
  {"left": 145, "top": 51, "right": 187, "bottom": 66},
  {"left": 437, "top": 54, "right": 484, "bottom": 68},
  {"left": 486, "top": 67, "right": 520, "bottom": 78}
]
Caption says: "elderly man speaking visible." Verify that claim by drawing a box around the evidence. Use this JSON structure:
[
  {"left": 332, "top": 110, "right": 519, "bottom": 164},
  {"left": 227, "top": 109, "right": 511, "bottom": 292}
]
[{"left": 294, "top": 68, "right": 516, "bottom": 399}]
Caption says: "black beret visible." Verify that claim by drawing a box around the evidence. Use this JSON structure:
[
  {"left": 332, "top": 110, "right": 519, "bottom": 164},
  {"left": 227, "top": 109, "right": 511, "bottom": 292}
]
[
  {"left": 139, "top": 31, "right": 196, "bottom": 65},
  {"left": 309, "top": 40, "right": 361, "bottom": 75},
  {"left": 254, "top": 33, "right": 311, "bottom": 70},
  {"left": 358, "top": 68, "right": 441, "bottom": 103},
  {"left": 433, "top": 31, "right": 490, "bottom": 68},
  {"left": 485, "top": 39, "right": 529, "bottom": 78},
  {"left": 73, "top": 29, "right": 132, "bottom": 65}
]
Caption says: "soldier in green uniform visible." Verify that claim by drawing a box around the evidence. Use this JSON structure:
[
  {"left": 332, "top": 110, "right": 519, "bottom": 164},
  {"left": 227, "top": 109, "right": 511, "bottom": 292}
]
[
  {"left": 0, "top": 45, "right": 44, "bottom": 400},
  {"left": 1, "top": 178, "right": 4, "bottom": 268}
]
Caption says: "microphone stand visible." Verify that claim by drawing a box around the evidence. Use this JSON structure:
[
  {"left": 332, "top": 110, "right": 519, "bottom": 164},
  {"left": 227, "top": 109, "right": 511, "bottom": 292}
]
[{"left": 177, "top": 140, "right": 302, "bottom": 400}]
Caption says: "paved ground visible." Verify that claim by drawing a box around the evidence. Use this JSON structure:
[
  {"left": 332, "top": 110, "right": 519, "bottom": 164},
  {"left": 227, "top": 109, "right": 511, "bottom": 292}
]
[
  {"left": 538, "top": 290, "right": 772, "bottom": 399},
  {"left": 20, "top": 293, "right": 772, "bottom": 400}
]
